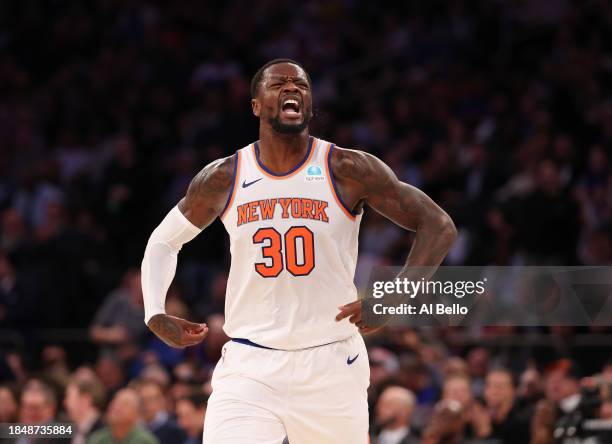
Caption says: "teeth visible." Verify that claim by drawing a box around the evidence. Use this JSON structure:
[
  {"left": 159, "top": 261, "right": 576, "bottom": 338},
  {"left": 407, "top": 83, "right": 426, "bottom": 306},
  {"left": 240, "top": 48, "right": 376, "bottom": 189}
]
[{"left": 283, "top": 99, "right": 298, "bottom": 106}]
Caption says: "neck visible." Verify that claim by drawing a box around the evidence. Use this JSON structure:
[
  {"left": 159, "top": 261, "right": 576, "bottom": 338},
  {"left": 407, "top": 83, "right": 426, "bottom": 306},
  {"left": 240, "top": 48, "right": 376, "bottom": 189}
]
[
  {"left": 148, "top": 410, "right": 166, "bottom": 424},
  {"left": 189, "top": 426, "right": 203, "bottom": 438},
  {"left": 112, "top": 423, "right": 135, "bottom": 442},
  {"left": 491, "top": 401, "right": 513, "bottom": 422},
  {"left": 384, "top": 419, "right": 408, "bottom": 431},
  {"left": 258, "top": 126, "right": 310, "bottom": 174},
  {"left": 75, "top": 408, "right": 99, "bottom": 429}
]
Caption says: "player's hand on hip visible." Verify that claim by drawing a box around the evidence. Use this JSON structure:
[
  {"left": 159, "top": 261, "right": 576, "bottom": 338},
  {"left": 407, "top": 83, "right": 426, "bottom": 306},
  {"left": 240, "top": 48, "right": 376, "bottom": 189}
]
[
  {"left": 335, "top": 300, "right": 382, "bottom": 335},
  {"left": 147, "top": 314, "right": 208, "bottom": 348}
]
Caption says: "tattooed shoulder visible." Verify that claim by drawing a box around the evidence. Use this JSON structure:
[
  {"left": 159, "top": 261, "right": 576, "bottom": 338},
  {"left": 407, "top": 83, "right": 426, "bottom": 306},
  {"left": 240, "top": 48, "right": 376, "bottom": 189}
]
[
  {"left": 182, "top": 154, "right": 235, "bottom": 210},
  {"left": 330, "top": 147, "right": 369, "bottom": 182},
  {"left": 330, "top": 147, "right": 395, "bottom": 196},
  {"left": 190, "top": 155, "right": 234, "bottom": 198}
]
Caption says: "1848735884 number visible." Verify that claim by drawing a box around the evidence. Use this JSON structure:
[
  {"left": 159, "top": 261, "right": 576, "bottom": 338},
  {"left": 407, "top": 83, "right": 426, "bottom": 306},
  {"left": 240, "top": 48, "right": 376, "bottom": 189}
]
[
  {"left": 253, "top": 226, "right": 315, "bottom": 278},
  {"left": 1, "top": 423, "right": 74, "bottom": 438}
]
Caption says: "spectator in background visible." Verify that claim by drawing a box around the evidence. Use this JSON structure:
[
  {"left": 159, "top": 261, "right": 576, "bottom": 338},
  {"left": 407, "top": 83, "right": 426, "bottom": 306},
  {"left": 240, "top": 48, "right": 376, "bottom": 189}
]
[
  {"left": 483, "top": 368, "right": 531, "bottom": 443},
  {"left": 175, "top": 392, "right": 207, "bottom": 444},
  {"left": 544, "top": 360, "right": 586, "bottom": 443},
  {"left": 0, "top": 208, "right": 30, "bottom": 259},
  {"left": 442, "top": 373, "right": 472, "bottom": 408},
  {"left": 138, "top": 365, "right": 171, "bottom": 391},
  {"left": 442, "top": 373, "right": 491, "bottom": 440},
  {"left": 597, "top": 393, "right": 612, "bottom": 443},
  {"left": 19, "top": 380, "right": 57, "bottom": 424},
  {"left": 441, "top": 358, "right": 469, "bottom": 381},
  {"left": 90, "top": 269, "right": 147, "bottom": 358},
  {"left": 511, "top": 160, "right": 580, "bottom": 264},
  {"left": 0, "top": 384, "right": 18, "bottom": 422},
  {"left": 17, "top": 380, "right": 58, "bottom": 444},
  {"left": 530, "top": 399, "right": 556, "bottom": 444},
  {"left": 601, "top": 399, "right": 612, "bottom": 419},
  {"left": 368, "top": 347, "right": 400, "bottom": 388},
  {"left": 94, "top": 354, "right": 126, "bottom": 398},
  {"left": 196, "top": 314, "right": 228, "bottom": 371},
  {"left": 41, "top": 346, "right": 71, "bottom": 389},
  {"left": 421, "top": 399, "right": 466, "bottom": 444},
  {"left": 518, "top": 365, "right": 544, "bottom": 408},
  {"left": 0, "top": 250, "right": 38, "bottom": 327},
  {"left": 88, "top": 388, "right": 158, "bottom": 444},
  {"left": 466, "top": 347, "right": 489, "bottom": 397},
  {"left": 72, "top": 366, "right": 103, "bottom": 386},
  {"left": 169, "top": 362, "right": 203, "bottom": 403},
  {"left": 137, "top": 379, "right": 186, "bottom": 444},
  {"left": 100, "top": 134, "right": 148, "bottom": 263},
  {"left": 373, "top": 386, "right": 419, "bottom": 444},
  {"left": 64, "top": 378, "right": 106, "bottom": 444}
]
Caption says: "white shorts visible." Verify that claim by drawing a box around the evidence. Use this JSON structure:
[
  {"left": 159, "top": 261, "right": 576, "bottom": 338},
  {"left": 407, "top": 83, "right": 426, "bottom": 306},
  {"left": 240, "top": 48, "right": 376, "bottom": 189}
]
[{"left": 203, "top": 333, "right": 370, "bottom": 444}]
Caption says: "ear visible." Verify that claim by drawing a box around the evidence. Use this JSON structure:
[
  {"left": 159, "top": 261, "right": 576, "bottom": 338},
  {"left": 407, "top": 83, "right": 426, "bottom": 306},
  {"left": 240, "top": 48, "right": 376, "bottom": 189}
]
[{"left": 251, "top": 99, "right": 260, "bottom": 117}]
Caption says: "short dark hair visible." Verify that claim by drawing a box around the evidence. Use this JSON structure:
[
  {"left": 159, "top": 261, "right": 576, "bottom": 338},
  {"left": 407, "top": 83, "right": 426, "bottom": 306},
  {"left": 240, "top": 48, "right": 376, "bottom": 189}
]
[
  {"left": 22, "top": 379, "right": 57, "bottom": 407},
  {"left": 546, "top": 359, "right": 581, "bottom": 380},
  {"left": 69, "top": 378, "right": 106, "bottom": 411},
  {"left": 179, "top": 391, "right": 208, "bottom": 410},
  {"left": 250, "top": 58, "right": 311, "bottom": 99},
  {"left": 487, "top": 368, "right": 516, "bottom": 387}
]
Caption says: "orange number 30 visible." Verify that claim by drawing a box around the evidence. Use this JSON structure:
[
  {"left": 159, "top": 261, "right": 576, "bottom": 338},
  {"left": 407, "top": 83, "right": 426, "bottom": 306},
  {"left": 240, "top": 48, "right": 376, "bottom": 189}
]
[{"left": 253, "top": 226, "right": 315, "bottom": 278}]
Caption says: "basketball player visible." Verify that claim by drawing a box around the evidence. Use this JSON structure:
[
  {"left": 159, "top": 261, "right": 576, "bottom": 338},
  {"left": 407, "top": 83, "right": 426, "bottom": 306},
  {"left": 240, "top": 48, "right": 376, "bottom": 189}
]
[{"left": 141, "top": 59, "right": 456, "bottom": 443}]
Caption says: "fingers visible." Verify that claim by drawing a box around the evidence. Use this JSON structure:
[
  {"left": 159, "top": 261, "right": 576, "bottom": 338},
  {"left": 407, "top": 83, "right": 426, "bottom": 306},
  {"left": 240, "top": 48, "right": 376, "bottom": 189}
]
[
  {"left": 181, "top": 323, "right": 208, "bottom": 346},
  {"left": 335, "top": 301, "right": 361, "bottom": 322},
  {"left": 335, "top": 308, "right": 352, "bottom": 321},
  {"left": 177, "top": 318, "right": 207, "bottom": 332},
  {"left": 166, "top": 317, "right": 208, "bottom": 347},
  {"left": 359, "top": 326, "right": 382, "bottom": 335},
  {"left": 337, "top": 300, "right": 381, "bottom": 334}
]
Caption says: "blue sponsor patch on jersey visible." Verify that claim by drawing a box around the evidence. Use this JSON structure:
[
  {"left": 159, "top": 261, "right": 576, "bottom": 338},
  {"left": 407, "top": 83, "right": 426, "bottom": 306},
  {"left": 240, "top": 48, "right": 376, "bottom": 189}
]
[{"left": 307, "top": 165, "right": 322, "bottom": 176}]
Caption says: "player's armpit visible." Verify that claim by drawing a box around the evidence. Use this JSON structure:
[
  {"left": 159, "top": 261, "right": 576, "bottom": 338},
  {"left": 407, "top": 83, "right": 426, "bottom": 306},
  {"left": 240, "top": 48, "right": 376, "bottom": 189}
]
[
  {"left": 331, "top": 147, "right": 456, "bottom": 269},
  {"left": 178, "top": 154, "right": 235, "bottom": 228}
]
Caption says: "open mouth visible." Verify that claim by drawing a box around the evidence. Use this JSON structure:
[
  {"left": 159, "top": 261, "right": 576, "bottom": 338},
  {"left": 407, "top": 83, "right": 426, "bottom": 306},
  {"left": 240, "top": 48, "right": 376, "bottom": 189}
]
[{"left": 281, "top": 97, "right": 302, "bottom": 119}]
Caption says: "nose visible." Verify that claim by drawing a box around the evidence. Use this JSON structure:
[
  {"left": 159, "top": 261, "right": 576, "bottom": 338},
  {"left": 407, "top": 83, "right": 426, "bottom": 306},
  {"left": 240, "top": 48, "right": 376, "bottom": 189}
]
[{"left": 281, "top": 81, "right": 299, "bottom": 94}]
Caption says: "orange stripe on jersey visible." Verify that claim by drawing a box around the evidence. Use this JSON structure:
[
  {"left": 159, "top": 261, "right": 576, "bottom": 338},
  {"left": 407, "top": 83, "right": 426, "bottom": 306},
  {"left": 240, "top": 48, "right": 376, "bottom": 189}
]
[
  {"left": 252, "top": 137, "right": 316, "bottom": 179},
  {"left": 219, "top": 149, "right": 242, "bottom": 220},
  {"left": 325, "top": 143, "right": 356, "bottom": 221}
]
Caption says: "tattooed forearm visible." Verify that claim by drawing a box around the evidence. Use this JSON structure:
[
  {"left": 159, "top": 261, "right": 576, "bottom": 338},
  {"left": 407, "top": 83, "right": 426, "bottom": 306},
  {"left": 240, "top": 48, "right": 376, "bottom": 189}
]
[{"left": 147, "top": 314, "right": 182, "bottom": 347}]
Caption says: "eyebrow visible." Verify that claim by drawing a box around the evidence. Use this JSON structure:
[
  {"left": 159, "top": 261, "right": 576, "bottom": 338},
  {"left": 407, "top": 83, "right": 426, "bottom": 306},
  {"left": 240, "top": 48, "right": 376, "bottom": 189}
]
[{"left": 267, "top": 75, "right": 308, "bottom": 82}]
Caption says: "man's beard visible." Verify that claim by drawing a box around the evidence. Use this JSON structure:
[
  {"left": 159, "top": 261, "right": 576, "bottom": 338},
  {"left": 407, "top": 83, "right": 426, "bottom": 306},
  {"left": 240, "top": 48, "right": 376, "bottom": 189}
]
[{"left": 268, "top": 112, "right": 311, "bottom": 134}]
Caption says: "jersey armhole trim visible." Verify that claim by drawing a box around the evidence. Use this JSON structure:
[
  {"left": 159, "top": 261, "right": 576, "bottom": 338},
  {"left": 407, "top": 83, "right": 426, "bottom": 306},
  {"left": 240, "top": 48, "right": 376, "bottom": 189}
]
[
  {"left": 219, "top": 149, "right": 241, "bottom": 220},
  {"left": 326, "top": 143, "right": 357, "bottom": 221}
]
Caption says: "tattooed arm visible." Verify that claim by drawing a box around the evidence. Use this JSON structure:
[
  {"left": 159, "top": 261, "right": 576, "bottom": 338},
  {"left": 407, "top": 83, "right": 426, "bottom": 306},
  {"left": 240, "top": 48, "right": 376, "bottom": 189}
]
[
  {"left": 177, "top": 155, "right": 236, "bottom": 228},
  {"left": 332, "top": 147, "right": 456, "bottom": 331},
  {"left": 144, "top": 155, "right": 234, "bottom": 348}
]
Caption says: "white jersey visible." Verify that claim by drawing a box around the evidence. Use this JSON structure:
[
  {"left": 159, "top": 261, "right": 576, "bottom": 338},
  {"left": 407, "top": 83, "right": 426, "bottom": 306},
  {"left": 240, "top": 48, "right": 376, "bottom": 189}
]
[{"left": 220, "top": 136, "right": 362, "bottom": 350}]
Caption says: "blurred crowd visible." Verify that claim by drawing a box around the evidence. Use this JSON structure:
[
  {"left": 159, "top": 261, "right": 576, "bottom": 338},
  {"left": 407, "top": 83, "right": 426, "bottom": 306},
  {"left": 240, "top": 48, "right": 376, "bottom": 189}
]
[
  {"left": 0, "top": 339, "right": 611, "bottom": 444},
  {"left": 1, "top": 0, "right": 612, "bottom": 443}
]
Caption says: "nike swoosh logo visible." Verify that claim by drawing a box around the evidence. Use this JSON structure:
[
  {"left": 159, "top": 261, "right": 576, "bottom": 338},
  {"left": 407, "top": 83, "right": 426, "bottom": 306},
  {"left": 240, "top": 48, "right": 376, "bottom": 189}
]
[
  {"left": 242, "top": 178, "right": 263, "bottom": 188},
  {"left": 347, "top": 354, "right": 359, "bottom": 365}
]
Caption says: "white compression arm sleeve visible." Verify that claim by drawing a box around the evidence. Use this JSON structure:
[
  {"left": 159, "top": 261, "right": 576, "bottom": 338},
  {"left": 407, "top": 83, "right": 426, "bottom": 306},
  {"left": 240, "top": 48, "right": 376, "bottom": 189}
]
[{"left": 141, "top": 206, "right": 201, "bottom": 324}]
